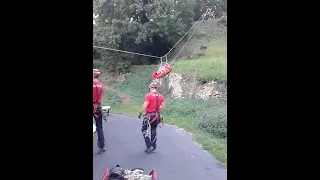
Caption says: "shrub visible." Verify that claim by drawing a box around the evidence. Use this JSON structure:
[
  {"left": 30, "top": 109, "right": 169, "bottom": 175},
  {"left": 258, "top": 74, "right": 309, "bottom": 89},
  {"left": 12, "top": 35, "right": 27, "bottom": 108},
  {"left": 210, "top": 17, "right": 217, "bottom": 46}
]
[{"left": 196, "top": 107, "right": 227, "bottom": 138}]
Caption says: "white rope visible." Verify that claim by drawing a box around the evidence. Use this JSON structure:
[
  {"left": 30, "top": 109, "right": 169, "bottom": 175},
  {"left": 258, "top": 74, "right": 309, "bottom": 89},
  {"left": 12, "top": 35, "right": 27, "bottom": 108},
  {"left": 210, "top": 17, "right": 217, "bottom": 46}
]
[
  {"left": 164, "top": 8, "right": 209, "bottom": 57},
  {"left": 170, "top": 10, "right": 208, "bottom": 66},
  {"left": 165, "top": 54, "right": 168, "bottom": 64},
  {"left": 159, "top": 57, "right": 163, "bottom": 67},
  {"left": 93, "top": 46, "right": 162, "bottom": 58}
]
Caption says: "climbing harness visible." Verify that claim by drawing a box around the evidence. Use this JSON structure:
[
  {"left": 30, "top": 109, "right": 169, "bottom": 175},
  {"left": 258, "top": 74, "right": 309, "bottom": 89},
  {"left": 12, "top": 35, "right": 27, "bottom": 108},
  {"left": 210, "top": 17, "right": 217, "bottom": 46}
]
[
  {"left": 93, "top": 81, "right": 103, "bottom": 119},
  {"left": 143, "top": 92, "right": 163, "bottom": 126}
]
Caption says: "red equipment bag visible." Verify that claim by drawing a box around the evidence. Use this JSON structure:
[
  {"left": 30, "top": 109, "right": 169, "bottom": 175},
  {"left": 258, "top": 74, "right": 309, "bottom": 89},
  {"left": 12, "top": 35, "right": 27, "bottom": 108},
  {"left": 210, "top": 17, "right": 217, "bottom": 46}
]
[
  {"left": 149, "top": 170, "right": 157, "bottom": 180},
  {"left": 102, "top": 168, "right": 111, "bottom": 180},
  {"left": 152, "top": 65, "right": 172, "bottom": 79}
]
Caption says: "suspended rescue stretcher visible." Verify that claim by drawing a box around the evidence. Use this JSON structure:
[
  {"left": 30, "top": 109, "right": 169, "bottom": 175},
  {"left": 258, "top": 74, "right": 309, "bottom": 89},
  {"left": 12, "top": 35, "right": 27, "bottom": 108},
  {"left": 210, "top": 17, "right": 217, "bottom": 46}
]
[
  {"left": 151, "top": 64, "right": 172, "bottom": 79},
  {"left": 151, "top": 56, "right": 172, "bottom": 79}
]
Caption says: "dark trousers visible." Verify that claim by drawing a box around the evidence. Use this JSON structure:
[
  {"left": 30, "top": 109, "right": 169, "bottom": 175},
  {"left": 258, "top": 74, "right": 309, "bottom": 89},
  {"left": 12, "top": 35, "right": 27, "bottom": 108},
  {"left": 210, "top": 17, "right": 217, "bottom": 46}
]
[
  {"left": 141, "top": 115, "right": 158, "bottom": 149},
  {"left": 94, "top": 112, "right": 105, "bottom": 149}
]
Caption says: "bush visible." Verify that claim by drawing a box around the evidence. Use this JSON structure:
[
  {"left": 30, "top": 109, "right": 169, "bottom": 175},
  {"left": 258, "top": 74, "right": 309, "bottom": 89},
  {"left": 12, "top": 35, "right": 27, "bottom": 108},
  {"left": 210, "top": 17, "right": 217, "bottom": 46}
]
[
  {"left": 162, "top": 98, "right": 227, "bottom": 139},
  {"left": 196, "top": 107, "right": 227, "bottom": 138},
  {"left": 217, "top": 16, "right": 227, "bottom": 27}
]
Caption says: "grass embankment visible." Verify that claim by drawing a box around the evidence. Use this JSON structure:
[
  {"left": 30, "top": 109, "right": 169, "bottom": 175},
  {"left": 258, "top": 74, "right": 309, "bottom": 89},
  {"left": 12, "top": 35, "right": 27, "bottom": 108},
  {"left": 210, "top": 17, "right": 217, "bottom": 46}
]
[
  {"left": 103, "top": 38, "right": 227, "bottom": 166},
  {"left": 173, "top": 38, "right": 227, "bottom": 83}
]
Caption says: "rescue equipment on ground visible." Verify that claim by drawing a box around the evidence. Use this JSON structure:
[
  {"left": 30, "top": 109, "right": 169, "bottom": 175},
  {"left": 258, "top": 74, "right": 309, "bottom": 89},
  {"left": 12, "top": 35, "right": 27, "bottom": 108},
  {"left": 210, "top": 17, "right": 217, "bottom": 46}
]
[{"left": 102, "top": 164, "right": 157, "bottom": 180}]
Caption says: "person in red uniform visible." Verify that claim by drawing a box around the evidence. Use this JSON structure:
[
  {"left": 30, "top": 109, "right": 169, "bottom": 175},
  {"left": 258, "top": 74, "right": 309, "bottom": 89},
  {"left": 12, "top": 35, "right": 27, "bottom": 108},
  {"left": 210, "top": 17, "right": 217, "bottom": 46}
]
[
  {"left": 93, "top": 69, "right": 106, "bottom": 153},
  {"left": 138, "top": 82, "right": 166, "bottom": 153}
]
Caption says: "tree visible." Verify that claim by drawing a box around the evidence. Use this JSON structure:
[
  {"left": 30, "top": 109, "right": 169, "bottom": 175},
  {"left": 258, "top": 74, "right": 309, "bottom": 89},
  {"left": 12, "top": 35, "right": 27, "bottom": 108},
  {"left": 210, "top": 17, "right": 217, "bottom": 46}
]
[{"left": 194, "top": 0, "right": 227, "bottom": 20}]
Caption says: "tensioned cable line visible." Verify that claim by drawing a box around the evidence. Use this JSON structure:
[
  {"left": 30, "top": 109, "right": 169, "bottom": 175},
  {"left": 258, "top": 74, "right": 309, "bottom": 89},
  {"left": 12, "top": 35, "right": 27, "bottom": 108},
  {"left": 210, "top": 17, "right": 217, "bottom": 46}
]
[
  {"left": 170, "top": 11, "right": 208, "bottom": 66},
  {"left": 93, "top": 46, "right": 163, "bottom": 59},
  {"left": 164, "top": 8, "right": 209, "bottom": 57}
]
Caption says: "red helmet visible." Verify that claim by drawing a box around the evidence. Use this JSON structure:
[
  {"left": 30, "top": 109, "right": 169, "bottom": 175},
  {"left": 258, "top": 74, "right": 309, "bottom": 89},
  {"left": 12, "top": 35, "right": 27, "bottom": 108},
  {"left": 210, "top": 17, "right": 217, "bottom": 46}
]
[
  {"left": 93, "top": 69, "right": 101, "bottom": 77},
  {"left": 149, "top": 82, "right": 158, "bottom": 89}
]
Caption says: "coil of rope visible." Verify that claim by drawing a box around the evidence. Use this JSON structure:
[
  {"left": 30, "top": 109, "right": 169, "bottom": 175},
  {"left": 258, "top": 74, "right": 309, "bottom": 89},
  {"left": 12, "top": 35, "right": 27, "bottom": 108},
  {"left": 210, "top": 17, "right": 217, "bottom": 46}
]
[{"left": 124, "top": 169, "right": 152, "bottom": 180}]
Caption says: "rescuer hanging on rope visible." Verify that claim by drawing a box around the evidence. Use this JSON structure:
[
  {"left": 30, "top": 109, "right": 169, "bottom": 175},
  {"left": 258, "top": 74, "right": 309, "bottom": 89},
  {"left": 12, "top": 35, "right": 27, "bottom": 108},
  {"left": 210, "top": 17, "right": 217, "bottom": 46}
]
[
  {"left": 93, "top": 69, "right": 107, "bottom": 154},
  {"left": 138, "top": 82, "right": 165, "bottom": 153}
]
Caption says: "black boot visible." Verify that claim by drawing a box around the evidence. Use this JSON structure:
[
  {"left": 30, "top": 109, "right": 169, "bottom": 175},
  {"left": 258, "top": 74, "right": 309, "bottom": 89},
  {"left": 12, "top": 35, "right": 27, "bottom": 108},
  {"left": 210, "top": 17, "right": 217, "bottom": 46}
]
[
  {"left": 145, "top": 147, "right": 154, "bottom": 153},
  {"left": 98, "top": 147, "right": 106, "bottom": 154},
  {"left": 151, "top": 146, "right": 156, "bottom": 152}
]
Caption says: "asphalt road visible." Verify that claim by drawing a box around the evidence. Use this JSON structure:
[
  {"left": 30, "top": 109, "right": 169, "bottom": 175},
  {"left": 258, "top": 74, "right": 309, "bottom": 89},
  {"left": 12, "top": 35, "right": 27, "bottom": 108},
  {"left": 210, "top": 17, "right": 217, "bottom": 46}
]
[{"left": 93, "top": 114, "right": 227, "bottom": 180}]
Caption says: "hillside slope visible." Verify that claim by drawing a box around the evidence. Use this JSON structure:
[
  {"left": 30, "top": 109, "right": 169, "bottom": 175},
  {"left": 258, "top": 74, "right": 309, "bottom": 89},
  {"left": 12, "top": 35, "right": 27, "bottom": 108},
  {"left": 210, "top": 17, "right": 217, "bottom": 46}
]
[{"left": 168, "top": 18, "right": 227, "bottom": 61}]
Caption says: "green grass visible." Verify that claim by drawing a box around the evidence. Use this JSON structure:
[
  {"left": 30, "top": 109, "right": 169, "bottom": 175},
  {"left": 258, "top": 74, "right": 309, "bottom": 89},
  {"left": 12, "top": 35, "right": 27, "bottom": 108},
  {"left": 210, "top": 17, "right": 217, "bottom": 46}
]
[
  {"left": 102, "top": 90, "right": 122, "bottom": 107},
  {"left": 173, "top": 39, "right": 227, "bottom": 83},
  {"left": 110, "top": 103, "right": 140, "bottom": 116}
]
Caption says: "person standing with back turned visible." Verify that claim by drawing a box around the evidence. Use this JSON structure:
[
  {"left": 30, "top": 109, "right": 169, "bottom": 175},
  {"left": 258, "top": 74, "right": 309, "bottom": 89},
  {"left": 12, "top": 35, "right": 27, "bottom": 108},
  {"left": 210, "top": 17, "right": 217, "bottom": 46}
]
[
  {"left": 93, "top": 69, "right": 106, "bottom": 154},
  {"left": 138, "top": 82, "right": 166, "bottom": 153}
]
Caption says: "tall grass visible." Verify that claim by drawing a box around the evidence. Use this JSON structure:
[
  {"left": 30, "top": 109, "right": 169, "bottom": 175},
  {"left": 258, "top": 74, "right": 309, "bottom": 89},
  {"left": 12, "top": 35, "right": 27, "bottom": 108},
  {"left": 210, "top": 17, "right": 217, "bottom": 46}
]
[{"left": 173, "top": 39, "right": 227, "bottom": 83}]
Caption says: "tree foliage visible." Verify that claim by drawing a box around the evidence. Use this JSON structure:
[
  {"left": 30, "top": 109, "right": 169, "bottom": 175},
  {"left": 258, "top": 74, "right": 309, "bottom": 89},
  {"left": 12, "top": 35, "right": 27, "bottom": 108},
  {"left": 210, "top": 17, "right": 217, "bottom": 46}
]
[{"left": 93, "top": 0, "right": 227, "bottom": 74}]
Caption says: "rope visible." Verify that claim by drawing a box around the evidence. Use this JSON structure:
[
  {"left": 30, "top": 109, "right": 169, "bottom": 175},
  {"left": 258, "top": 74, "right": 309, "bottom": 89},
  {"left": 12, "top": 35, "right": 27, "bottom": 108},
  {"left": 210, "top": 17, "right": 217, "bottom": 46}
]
[
  {"left": 170, "top": 10, "right": 208, "bottom": 66},
  {"left": 159, "top": 57, "right": 163, "bottom": 67},
  {"left": 93, "top": 46, "right": 162, "bottom": 58},
  {"left": 164, "top": 8, "right": 210, "bottom": 57},
  {"left": 165, "top": 55, "right": 168, "bottom": 64},
  {"left": 124, "top": 169, "right": 152, "bottom": 180}
]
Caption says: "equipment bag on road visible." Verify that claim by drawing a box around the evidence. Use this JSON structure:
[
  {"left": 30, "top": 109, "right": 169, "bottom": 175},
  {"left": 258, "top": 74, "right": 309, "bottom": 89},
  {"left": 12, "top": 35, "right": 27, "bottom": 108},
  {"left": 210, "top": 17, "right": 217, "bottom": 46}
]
[{"left": 102, "top": 164, "right": 157, "bottom": 180}]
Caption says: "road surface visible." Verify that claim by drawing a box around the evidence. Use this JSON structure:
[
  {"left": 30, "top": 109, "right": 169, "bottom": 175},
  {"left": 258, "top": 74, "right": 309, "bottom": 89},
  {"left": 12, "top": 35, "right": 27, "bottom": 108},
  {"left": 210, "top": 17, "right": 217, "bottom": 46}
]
[{"left": 93, "top": 114, "right": 227, "bottom": 180}]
